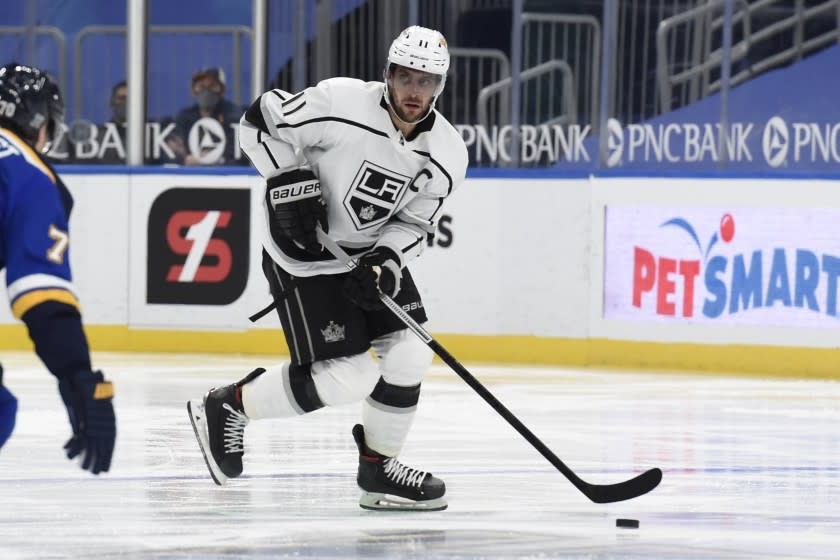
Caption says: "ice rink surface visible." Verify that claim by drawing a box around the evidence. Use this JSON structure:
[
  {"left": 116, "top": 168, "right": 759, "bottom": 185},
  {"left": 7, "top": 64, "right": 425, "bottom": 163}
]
[{"left": 1, "top": 350, "right": 838, "bottom": 559}]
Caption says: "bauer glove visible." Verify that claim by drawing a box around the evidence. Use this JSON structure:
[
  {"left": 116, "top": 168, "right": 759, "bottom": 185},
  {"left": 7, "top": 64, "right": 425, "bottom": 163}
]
[
  {"left": 267, "top": 168, "right": 328, "bottom": 255},
  {"left": 343, "top": 246, "right": 402, "bottom": 310},
  {"left": 58, "top": 370, "right": 116, "bottom": 475}
]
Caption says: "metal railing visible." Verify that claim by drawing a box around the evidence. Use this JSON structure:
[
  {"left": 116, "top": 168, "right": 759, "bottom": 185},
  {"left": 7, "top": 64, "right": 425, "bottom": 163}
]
[
  {"left": 656, "top": 0, "right": 840, "bottom": 115},
  {"left": 275, "top": 0, "right": 512, "bottom": 92},
  {"left": 14, "top": 0, "right": 840, "bottom": 168},
  {"left": 271, "top": 2, "right": 511, "bottom": 126},
  {"left": 441, "top": 47, "right": 511, "bottom": 125},
  {"left": 730, "top": 0, "right": 840, "bottom": 78},
  {"left": 469, "top": 8, "right": 599, "bottom": 150},
  {"left": 74, "top": 25, "right": 251, "bottom": 121},
  {"left": 478, "top": 59, "right": 576, "bottom": 129},
  {"left": 656, "top": 0, "right": 750, "bottom": 112},
  {"left": 520, "top": 12, "right": 601, "bottom": 129},
  {"left": 0, "top": 26, "right": 67, "bottom": 96}
]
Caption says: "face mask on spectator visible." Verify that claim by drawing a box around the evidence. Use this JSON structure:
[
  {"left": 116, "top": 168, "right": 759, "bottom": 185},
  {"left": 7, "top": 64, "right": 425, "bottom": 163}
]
[
  {"left": 112, "top": 102, "right": 127, "bottom": 123},
  {"left": 197, "top": 90, "right": 221, "bottom": 110}
]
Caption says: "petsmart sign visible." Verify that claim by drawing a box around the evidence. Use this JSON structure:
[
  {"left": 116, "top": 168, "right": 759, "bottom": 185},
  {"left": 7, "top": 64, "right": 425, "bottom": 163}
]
[{"left": 604, "top": 206, "right": 840, "bottom": 327}]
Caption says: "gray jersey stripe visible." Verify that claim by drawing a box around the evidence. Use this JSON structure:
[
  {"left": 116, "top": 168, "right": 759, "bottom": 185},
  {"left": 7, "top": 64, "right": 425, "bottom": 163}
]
[
  {"left": 293, "top": 289, "right": 316, "bottom": 359},
  {"left": 272, "top": 264, "right": 302, "bottom": 361}
]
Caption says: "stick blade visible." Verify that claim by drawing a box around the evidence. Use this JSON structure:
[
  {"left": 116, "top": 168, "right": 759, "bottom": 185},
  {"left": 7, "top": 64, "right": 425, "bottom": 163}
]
[{"left": 583, "top": 467, "right": 662, "bottom": 504}]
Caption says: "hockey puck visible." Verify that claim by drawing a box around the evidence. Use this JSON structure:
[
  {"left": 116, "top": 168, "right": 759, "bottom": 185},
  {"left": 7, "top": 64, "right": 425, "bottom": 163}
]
[{"left": 616, "top": 518, "right": 639, "bottom": 529}]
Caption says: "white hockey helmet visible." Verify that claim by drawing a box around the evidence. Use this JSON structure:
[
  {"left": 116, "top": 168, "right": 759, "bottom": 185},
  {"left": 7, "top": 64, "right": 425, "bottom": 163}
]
[{"left": 383, "top": 26, "right": 450, "bottom": 123}]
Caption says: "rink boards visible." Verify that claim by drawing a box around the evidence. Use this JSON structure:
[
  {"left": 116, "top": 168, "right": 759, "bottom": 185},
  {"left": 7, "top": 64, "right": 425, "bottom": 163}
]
[{"left": 1, "top": 167, "right": 839, "bottom": 378}]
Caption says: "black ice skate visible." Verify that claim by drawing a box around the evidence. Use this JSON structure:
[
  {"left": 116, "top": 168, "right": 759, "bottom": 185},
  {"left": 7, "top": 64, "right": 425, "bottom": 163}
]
[
  {"left": 187, "top": 369, "right": 263, "bottom": 485},
  {"left": 353, "top": 424, "right": 447, "bottom": 511}
]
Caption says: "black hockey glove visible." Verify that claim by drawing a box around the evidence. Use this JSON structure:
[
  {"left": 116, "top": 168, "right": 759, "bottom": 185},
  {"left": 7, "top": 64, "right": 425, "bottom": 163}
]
[
  {"left": 58, "top": 370, "right": 116, "bottom": 475},
  {"left": 343, "top": 246, "right": 402, "bottom": 310},
  {"left": 267, "top": 168, "right": 328, "bottom": 255}
]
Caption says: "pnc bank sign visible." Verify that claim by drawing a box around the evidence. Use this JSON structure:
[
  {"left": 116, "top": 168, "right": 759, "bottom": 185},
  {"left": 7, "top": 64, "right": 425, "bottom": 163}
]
[
  {"left": 455, "top": 116, "right": 840, "bottom": 168},
  {"left": 604, "top": 116, "right": 840, "bottom": 168}
]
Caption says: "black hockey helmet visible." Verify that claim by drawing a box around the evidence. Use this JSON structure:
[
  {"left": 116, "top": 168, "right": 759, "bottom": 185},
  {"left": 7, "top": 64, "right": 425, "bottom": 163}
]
[{"left": 0, "top": 63, "right": 65, "bottom": 150}]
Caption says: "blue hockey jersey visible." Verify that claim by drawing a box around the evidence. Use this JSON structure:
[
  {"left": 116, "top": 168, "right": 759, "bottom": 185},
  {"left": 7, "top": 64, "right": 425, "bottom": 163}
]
[{"left": 0, "top": 127, "right": 80, "bottom": 319}]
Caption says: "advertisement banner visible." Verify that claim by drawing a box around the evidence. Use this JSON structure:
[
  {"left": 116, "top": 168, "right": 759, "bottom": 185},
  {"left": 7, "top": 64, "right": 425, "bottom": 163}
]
[
  {"left": 146, "top": 187, "right": 250, "bottom": 306},
  {"left": 122, "top": 175, "right": 590, "bottom": 335},
  {"left": 127, "top": 175, "right": 273, "bottom": 330},
  {"left": 604, "top": 206, "right": 840, "bottom": 327}
]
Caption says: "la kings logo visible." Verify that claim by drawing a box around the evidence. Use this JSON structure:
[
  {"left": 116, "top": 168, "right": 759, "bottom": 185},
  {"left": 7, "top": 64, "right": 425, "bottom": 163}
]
[{"left": 344, "top": 160, "right": 411, "bottom": 230}]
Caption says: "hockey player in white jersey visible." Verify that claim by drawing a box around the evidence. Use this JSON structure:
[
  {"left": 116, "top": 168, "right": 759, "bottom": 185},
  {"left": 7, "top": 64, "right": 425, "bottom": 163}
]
[{"left": 188, "top": 26, "right": 467, "bottom": 510}]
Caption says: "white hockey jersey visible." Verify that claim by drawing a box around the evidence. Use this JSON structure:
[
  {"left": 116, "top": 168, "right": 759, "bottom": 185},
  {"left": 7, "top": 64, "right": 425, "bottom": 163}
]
[{"left": 240, "top": 77, "right": 468, "bottom": 276}]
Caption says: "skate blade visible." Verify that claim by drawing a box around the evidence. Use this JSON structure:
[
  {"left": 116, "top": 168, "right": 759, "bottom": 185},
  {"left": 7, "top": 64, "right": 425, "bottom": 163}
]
[
  {"left": 186, "top": 400, "right": 228, "bottom": 486},
  {"left": 359, "top": 492, "right": 447, "bottom": 512}
]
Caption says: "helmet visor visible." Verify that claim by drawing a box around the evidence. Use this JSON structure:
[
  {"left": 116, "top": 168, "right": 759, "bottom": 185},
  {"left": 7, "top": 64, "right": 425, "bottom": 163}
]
[{"left": 388, "top": 64, "right": 442, "bottom": 96}]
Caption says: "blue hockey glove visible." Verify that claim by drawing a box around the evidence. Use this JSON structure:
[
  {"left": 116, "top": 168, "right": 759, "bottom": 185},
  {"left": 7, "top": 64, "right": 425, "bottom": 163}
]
[
  {"left": 0, "top": 365, "right": 17, "bottom": 449},
  {"left": 58, "top": 370, "right": 116, "bottom": 475},
  {"left": 343, "top": 246, "right": 402, "bottom": 310}
]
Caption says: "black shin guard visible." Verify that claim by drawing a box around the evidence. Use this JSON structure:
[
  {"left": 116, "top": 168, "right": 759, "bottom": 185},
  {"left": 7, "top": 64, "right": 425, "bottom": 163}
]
[
  {"left": 368, "top": 378, "right": 421, "bottom": 409},
  {"left": 287, "top": 363, "right": 325, "bottom": 413}
]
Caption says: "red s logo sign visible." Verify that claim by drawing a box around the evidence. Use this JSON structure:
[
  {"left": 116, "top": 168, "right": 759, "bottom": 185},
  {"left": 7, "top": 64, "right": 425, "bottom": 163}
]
[{"left": 165, "top": 210, "right": 232, "bottom": 282}]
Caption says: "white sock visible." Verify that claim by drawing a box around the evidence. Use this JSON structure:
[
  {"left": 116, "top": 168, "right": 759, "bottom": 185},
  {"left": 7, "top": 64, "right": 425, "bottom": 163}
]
[
  {"left": 241, "top": 363, "right": 302, "bottom": 419},
  {"left": 362, "top": 394, "right": 417, "bottom": 457}
]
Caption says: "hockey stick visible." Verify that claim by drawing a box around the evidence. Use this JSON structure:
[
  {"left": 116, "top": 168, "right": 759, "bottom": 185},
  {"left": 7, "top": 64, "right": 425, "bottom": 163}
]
[{"left": 316, "top": 228, "right": 662, "bottom": 504}]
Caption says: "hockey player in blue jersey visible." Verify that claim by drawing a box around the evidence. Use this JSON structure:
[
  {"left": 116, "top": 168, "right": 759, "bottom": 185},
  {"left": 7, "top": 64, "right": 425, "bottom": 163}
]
[{"left": 0, "top": 63, "right": 116, "bottom": 474}]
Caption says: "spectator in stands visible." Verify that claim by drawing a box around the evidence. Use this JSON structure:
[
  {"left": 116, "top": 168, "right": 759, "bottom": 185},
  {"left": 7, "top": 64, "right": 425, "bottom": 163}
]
[
  {"left": 95, "top": 80, "right": 128, "bottom": 164},
  {"left": 60, "top": 80, "right": 129, "bottom": 164},
  {"left": 167, "top": 67, "right": 243, "bottom": 166},
  {"left": 108, "top": 81, "right": 128, "bottom": 129}
]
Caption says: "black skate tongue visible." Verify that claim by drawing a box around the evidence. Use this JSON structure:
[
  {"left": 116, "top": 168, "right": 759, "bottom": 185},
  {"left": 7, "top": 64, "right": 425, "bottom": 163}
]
[
  {"left": 352, "top": 424, "right": 367, "bottom": 454},
  {"left": 353, "top": 424, "right": 386, "bottom": 461}
]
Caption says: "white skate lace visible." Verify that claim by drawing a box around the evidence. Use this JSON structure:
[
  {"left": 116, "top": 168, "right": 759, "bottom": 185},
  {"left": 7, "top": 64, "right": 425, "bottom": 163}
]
[
  {"left": 382, "top": 457, "right": 427, "bottom": 488},
  {"left": 222, "top": 403, "right": 249, "bottom": 454}
]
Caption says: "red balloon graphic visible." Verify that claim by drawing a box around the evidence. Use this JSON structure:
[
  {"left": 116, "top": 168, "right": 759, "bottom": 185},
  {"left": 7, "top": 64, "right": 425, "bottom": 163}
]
[{"left": 720, "top": 213, "right": 735, "bottom": 243}]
